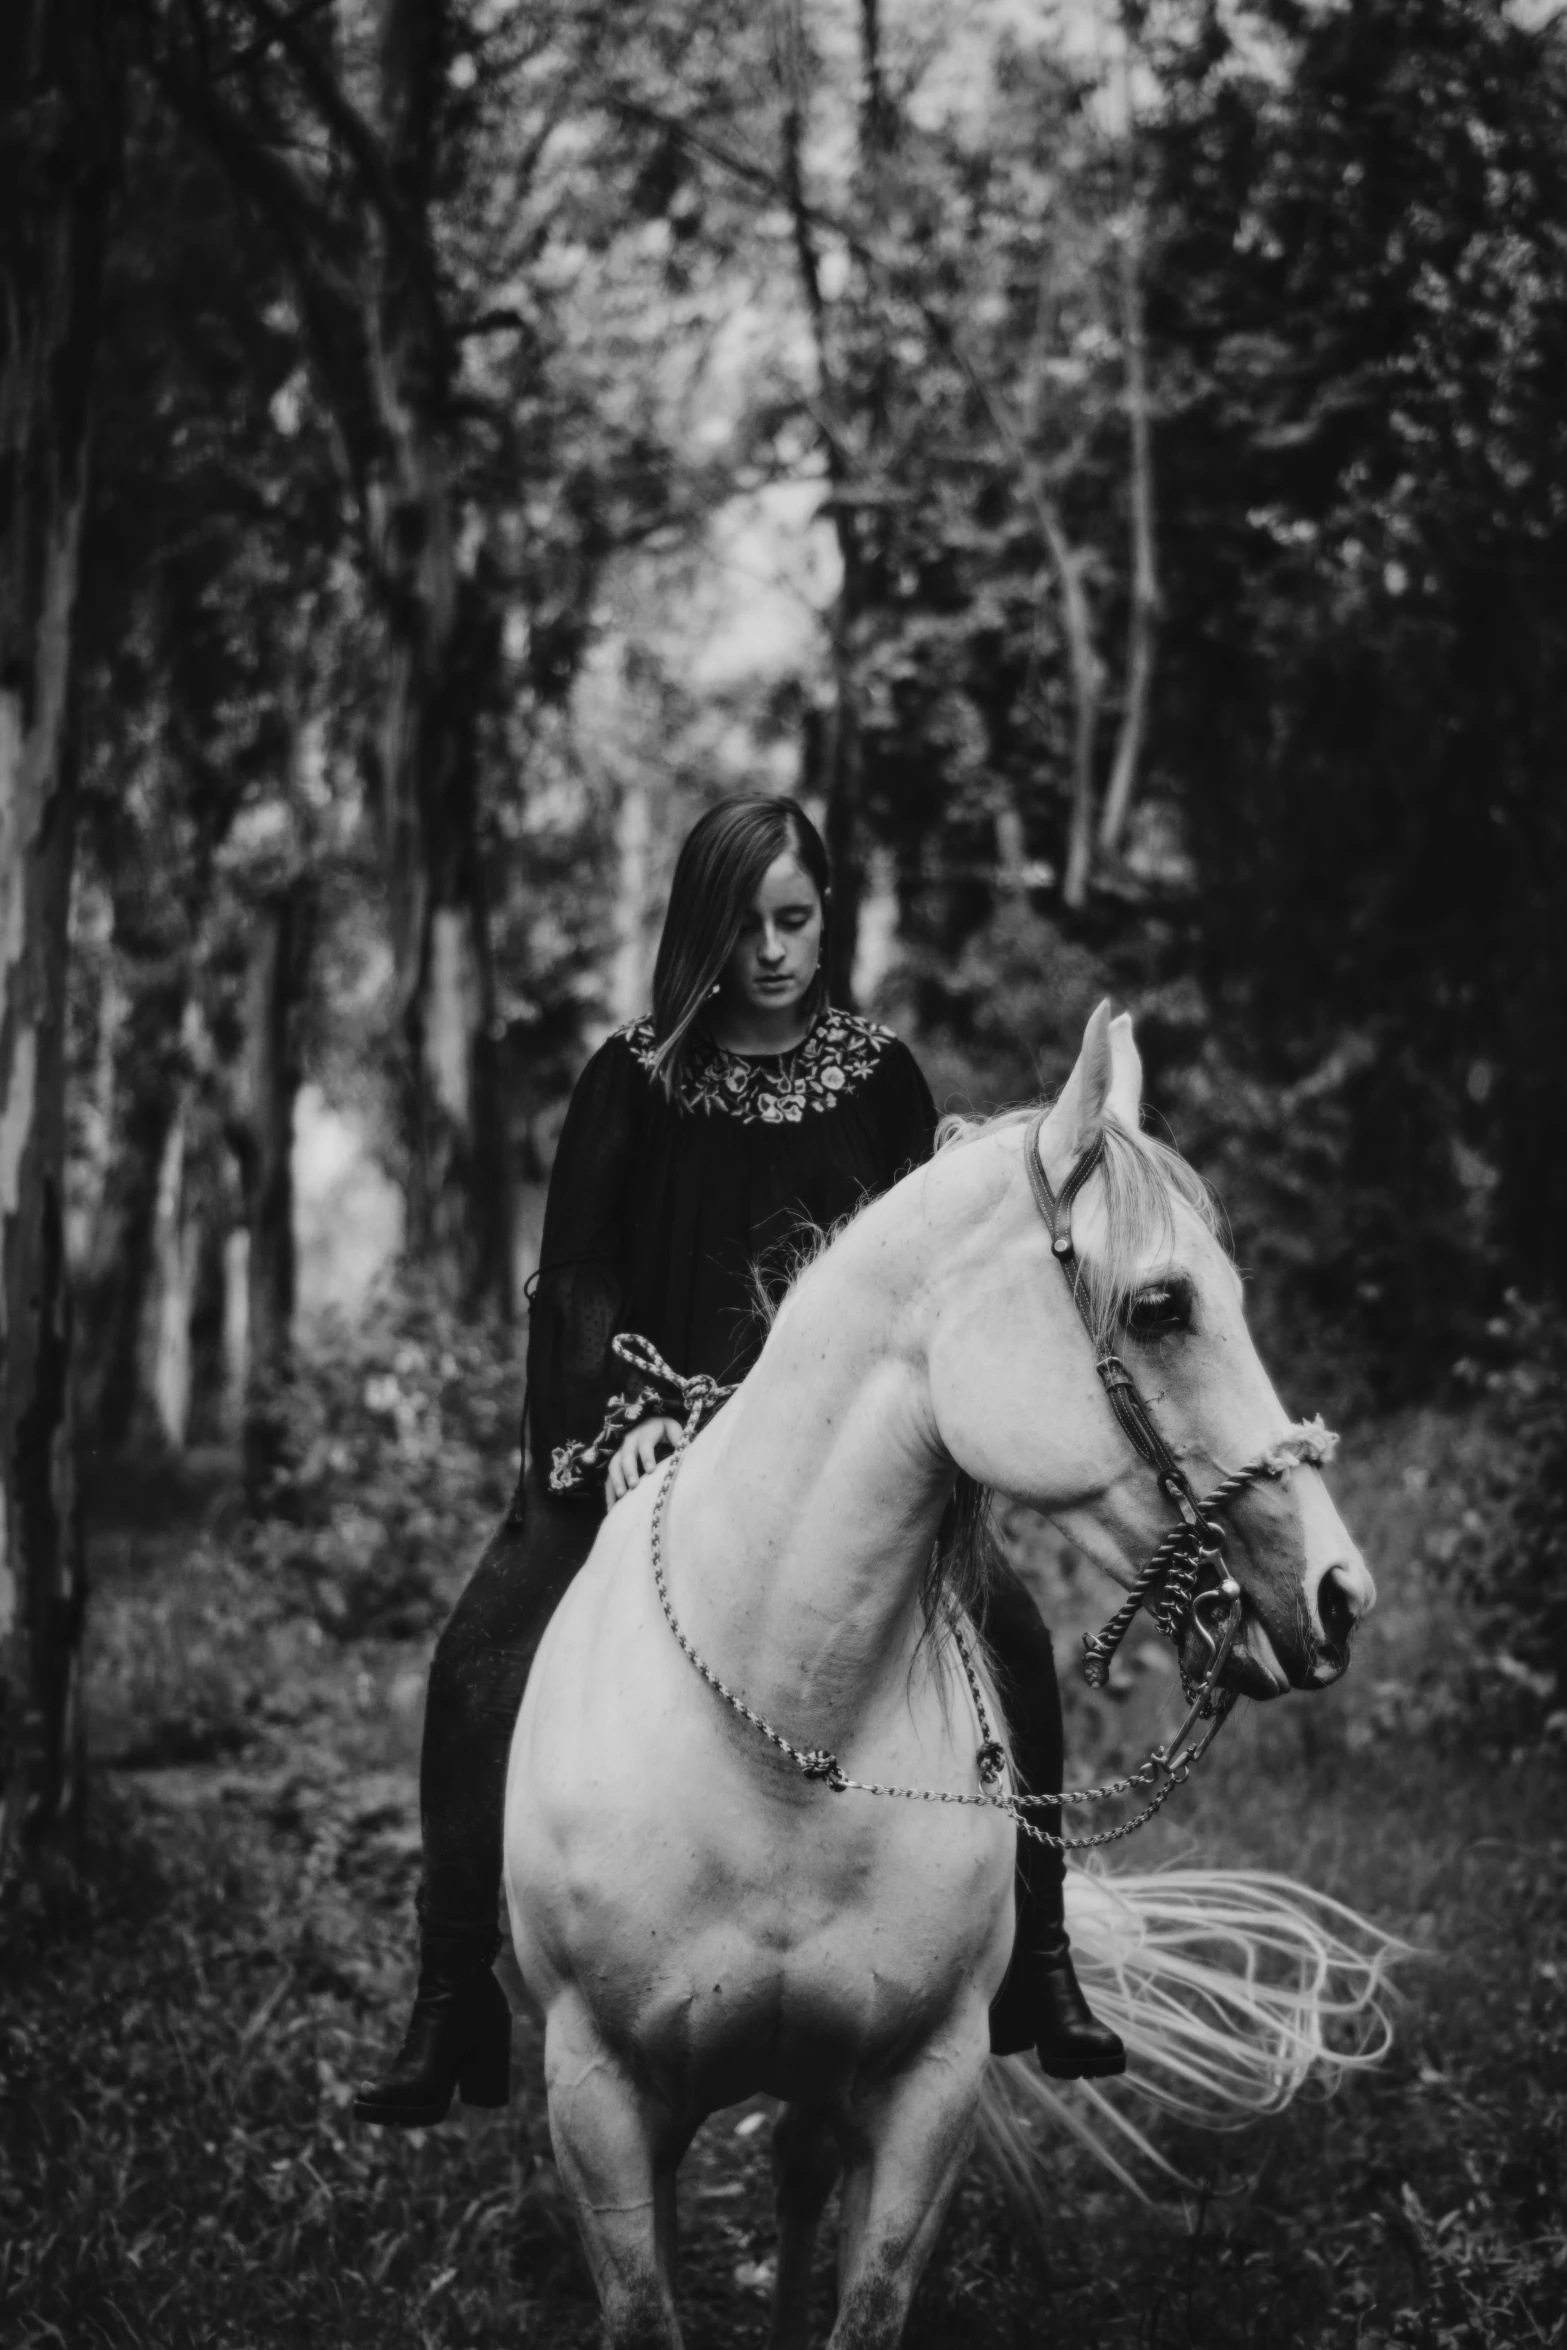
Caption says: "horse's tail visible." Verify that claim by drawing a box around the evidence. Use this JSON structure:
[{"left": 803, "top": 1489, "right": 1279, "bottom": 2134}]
[{"left": 975, "top": 1863, "right": 1406, "bottom": 2214}]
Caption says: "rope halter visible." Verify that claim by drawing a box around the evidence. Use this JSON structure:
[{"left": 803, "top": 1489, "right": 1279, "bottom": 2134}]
[{"left": 1023, "top": 1107, "right": 1338, "bottom": 1691}]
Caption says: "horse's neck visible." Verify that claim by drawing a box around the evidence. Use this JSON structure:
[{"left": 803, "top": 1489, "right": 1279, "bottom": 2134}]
[{"left": 666, "top": 1182, "right": 957, "bottom": 1749}]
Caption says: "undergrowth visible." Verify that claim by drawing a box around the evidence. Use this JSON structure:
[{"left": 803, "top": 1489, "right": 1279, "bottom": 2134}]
[
  {"left": 0, "top": 1789, "right": 579, "bottom": 2350},
  {"left": 1456, "top": 1295, "right": 1567, "bottom": 1743},
  {"left": 251, "top": 1284, "right": 521, "bottom": 1641},
  {"left": 4, "top": 1372, "right": 1566, "bottom": 2348}
]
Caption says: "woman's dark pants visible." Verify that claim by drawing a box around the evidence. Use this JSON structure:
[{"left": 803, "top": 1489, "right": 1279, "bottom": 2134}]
[
  {"left": 418, "top": 1469, "right": 601, "bottom": 1935},
  {"left": 416, "top": 1474, "right": 1068, "bottom": 1966},
  {"left": 979, "top": 1560, "right": 1066, "bottom": 1935}
]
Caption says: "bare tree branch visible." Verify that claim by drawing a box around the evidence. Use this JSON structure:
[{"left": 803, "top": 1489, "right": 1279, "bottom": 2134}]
[
  {"left": 1098, "top": 11, "right": 1160, "bottom": 864},
  {"left": 454, "top": 306, "right": 531, "bottom": 339},
  {"left": 859, "top": 0, "right": 889, "bottom": 154},
  {"left": 237, "top": 0, "right": 428, "bottom": 267},
  {"left": 605, "top": 88, "right": 806, "bottom": 219},
  {"left": 769, "top": 0, "right": 872, "bottom": 1000},
  {"left": 150, "top": 26, "right": 375, "bottom": 506},
  {"left": 216, "top": 0, "right": 335, "bottom": 84},
  {"left": 1098, "top": 196, "right": 1159, "bottom": 862},
  {"left": 942, "top": 322, "right": 1103, "bottom": 908},
  {"left": 603, "top": 78, "right": 1109, "bottom": 907}
]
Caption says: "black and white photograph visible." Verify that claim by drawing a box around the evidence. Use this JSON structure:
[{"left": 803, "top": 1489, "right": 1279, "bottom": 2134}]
[{"left": 2, "top": 1, "right": 1564, "bottom": 2343}]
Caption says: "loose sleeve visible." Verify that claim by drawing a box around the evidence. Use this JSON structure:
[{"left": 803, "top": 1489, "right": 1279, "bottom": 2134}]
[
  {"left": 525, "top": 1036, "right": 640, "bottom": 1471},
  {"left": 871, "top": 1037, "right": 938, "bottom": 1189}
]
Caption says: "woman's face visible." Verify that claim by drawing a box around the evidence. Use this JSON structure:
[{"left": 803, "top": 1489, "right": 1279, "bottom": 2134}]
[{"left": 721, "top": 853, "right": 824, "bottom": 1020}]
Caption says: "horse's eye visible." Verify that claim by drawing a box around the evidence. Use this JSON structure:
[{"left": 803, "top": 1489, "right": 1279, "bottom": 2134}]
[{"left": 1125, "top": 1281, "right": 1193, "bottom": 1340}]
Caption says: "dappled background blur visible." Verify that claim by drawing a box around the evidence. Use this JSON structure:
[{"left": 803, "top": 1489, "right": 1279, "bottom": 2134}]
[{"left": 3, "top": 2, "right": 1566, "bottom": 2345}]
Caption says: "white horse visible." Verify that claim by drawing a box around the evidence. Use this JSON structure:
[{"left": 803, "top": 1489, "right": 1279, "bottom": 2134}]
[{"left": 503, "top": 1003, "right": 1380, "bottom": 2349}]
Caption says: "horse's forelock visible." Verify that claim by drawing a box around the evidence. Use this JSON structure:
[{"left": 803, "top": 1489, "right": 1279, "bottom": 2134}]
[{"left": 1077, "top": 1120, "right": 1224, "bottom": 1351}]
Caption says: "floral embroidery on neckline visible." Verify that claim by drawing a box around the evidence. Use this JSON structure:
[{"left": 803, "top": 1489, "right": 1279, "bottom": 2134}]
[{"left": 621, "top": 1006, "right": 893, "bottom": 1124}]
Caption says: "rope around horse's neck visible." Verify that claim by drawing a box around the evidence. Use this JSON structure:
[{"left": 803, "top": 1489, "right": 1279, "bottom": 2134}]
[
  {"left": 646, "top": 1418, "right": 1189, "bottom": 1850},
  {"left": 631, "top": 1082, "right": 1342, "bottom": 1851},
  {"left": 641, "top": 1363, "right": 1326, "bottom": 1852}
]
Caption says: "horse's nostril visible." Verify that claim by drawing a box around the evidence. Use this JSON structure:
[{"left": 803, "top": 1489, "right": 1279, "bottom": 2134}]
[{"left": 1318, "top": 1567, "right": 1360, "bottom": 1659}]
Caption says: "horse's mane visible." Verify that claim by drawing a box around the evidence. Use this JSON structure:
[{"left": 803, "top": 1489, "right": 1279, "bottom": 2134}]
[{"left": 753, "top": 1094, "right": 1227, "bottom": 1633}]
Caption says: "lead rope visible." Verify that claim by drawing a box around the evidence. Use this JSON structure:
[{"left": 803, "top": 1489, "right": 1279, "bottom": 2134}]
[
  {"left": 646, "top": 1408, "right": 1217, "bottom": 1852},
  {"left": 638, "top": 1112, "right": 1340, "bottom": 1853}
]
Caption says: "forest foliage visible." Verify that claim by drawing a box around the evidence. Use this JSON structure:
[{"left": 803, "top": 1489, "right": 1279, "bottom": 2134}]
[{"left": 4, "top": 0, "right": 1567, "bottom": 1863}]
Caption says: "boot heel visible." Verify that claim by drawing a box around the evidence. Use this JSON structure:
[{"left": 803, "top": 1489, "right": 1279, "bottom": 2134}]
[{"left": 458, "top": 1977, "right": 512, "bottom": 2110}]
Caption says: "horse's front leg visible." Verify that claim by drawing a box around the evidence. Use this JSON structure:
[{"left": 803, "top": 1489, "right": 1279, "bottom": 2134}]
[
  {"left": 827, "top": 2027, "right": 990, "bottom": 2350},
  {"left": 543, "top": 1994, "right": 691, "bottom": 2350}
]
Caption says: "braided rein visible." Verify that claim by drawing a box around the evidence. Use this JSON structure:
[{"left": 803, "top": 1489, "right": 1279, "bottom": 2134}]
[
  {"left": 633, "top": 1109, "right": 1339, "bottom": 1852},
  {"left": 647, "top": 1387, "right": 1325, "bottom": 1853}
]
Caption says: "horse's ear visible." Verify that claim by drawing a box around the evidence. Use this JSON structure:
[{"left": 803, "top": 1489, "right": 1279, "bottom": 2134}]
[
  {"left": 1038, "top": 998, "right": 1115, "bottom": 1182},
  {"left": 1106, "top": 1012, "right": 1144, "bottom": 1130}
]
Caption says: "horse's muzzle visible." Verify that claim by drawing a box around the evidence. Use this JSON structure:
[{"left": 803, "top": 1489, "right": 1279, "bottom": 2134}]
[{"left": 1187, "top": 1600, "right": 1357, "bottom": 1699}]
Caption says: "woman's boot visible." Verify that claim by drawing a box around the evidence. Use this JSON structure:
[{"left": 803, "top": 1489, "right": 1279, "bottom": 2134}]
[
  {"left": 1016, "top": 1922, "right": 1126, "bottom": 2080},
  {"left": 353, "top": 1476, "right": 599, "bottom": 2130},
  {"left": 353, "top": 1914, "right": 511, "bottom": 2128},
  {"left": 987, "top": 1861, "right": 1127, "bottom": 2079},
  {"left": 982, "top": 1561, "right": 1126, "bottom": 2079}
]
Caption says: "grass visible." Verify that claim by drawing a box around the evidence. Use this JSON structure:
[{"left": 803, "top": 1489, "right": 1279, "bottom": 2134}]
[{"left": 3, "top": 1401, "right": 1565, "bottom": 2348}]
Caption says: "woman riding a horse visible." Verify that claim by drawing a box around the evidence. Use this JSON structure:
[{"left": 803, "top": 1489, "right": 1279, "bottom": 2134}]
[{"left": 354, "top": 791, "right": 1122, "bottom": 2130}]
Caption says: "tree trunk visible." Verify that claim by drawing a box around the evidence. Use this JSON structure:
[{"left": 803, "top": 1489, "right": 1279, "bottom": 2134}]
[
  {"left": 75, "top": 655, "right": 214, "bottom": 1458},
  {"left": 0, "top": 0, "right": 115, "bottom": 1875},
  {"left": 822, "top": 581, "right": 866, "bottom": 1007},
  {"left": 76, "top": 903, "right": 189, "bottom": 1454},
  {"left": 964, "top": 264, "right": 1106, "bottom": 913},
  {"left": 777, "top": 0, "right": 875, "bottom": 1006},
  {"left": 953, "top": 380, "right": 1103, "bottom": 909},
  {"left": 163, "top": 0, "right": 513, "bottom": 1315},
  {"left": 1097, "top": 193, "right": 1159, "bottom": 861},
  {"left": 145, "top": 1092, "right": 197, "bottom": 1449},
  {"left": 230, "top": 883, "right": 310, "bottom": 1510},
  {"left": 370, "top": 591, "right": 515, "bottom": 1321},
  {"left": 369, "top": 0, "right": 512, "bottom": 1315},
  {"left": 392, "top": 597, "right": 512, "bottom": 1316},
  {"left": 1056, "top": 526, "right": 1104, "bottom": 911},
  {"left": 609, "top": 767, "right": 655, "bottom": 1026},
  {"left": 183, "top": 1136, "right": 236, "bottom": 1448}
]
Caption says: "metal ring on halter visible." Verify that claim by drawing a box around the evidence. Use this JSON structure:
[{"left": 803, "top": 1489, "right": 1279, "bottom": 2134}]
[{"left": 1189, "top": 1574, "right": 1243, "bottom": 1671}]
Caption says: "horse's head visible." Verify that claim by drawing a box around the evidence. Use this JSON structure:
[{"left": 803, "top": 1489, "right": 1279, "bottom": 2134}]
[{"left": 925, "top": 1002, "right": 1375, "bottom": 1697}]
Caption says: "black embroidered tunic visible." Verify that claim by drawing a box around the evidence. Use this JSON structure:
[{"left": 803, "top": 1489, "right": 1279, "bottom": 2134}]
[{"left": 526, "top": 1007, "right": 937, "bottom": 1473}]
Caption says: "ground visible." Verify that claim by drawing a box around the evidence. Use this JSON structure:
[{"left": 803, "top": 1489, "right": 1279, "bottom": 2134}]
[{"left": 3, "top": 1406, "right": 1564, "bottom": 2350}]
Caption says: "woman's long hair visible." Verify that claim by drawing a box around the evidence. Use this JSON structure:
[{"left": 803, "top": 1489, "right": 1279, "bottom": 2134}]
[{"left": 649, "top": 795, "right": 830, "bottom": 1099}]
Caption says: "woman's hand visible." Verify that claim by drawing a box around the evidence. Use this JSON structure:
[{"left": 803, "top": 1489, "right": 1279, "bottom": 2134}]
[{"left": 605, "top": 1416, "right": 685, "bottom": 1509}]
